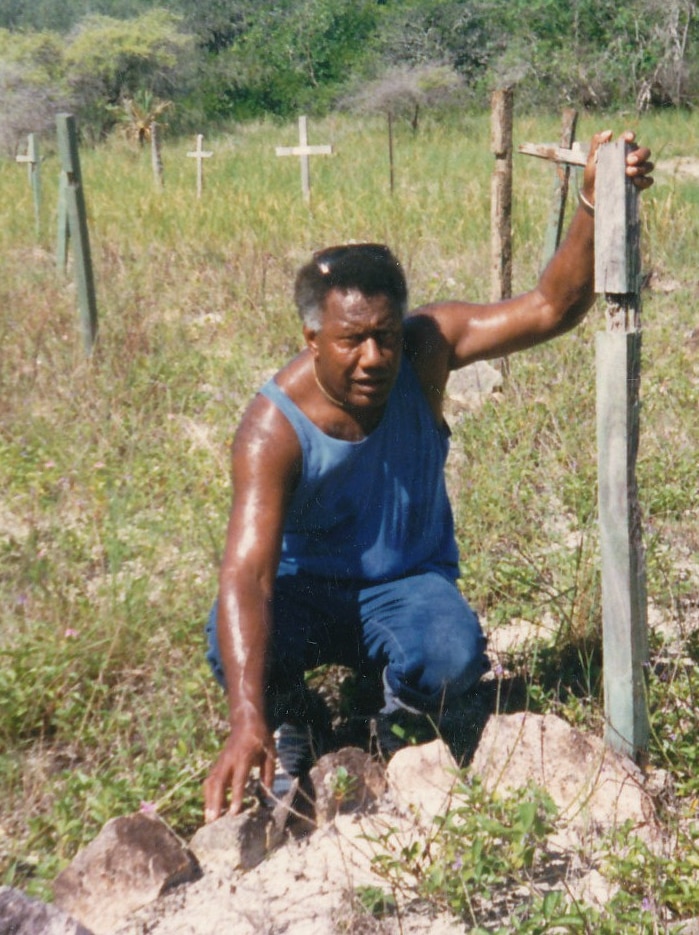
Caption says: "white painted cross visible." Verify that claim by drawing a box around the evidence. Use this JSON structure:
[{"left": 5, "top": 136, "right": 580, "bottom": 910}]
[
  {"left": 16, "top": 133, "right": 42, "bottom": 237},
  {"left": 275, "top": 115, "right": 333, "bottom": 204},
  {"left": 187, "top": 134, "right": 213, "bottom": 200},
  {"left": 16, "top": 132, "right": 39, "bottom": 177}
]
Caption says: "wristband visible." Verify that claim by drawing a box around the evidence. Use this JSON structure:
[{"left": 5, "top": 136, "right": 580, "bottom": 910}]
[{"left": 578, "top": 190, "right": 595, "bottom": 214}]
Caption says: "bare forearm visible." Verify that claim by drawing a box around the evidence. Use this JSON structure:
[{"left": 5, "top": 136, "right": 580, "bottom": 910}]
[
  {"left": 217, "top": 578, "right": 272, "bottom": 724},
  {"left": 536, "top": 201, "right": 596, "bottom": 333}
]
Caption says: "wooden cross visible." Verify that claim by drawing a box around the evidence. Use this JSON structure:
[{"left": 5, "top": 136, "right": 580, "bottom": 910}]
[
  {"left": 16, "top": 133, "right": 42, "bottom": 238},
  {"left": 520, "top": 138, "right": 649, "bottom": 763},
  {"left": 275, "top": 115, "right": 333, "bottom": 204},
  {"left": 187, "top": 134, "right": 213, "bottom": 200}
]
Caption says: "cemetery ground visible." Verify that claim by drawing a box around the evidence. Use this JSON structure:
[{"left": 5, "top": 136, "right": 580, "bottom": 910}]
[{"left": 1, "top": 109, "right": 698, "bottom": 930}]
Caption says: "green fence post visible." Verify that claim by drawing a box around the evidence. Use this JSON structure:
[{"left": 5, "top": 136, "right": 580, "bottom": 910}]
[
  {"left": 56, "top": 113, "right": 98, "bottom": 354},
  {"left": 594, "top": 138, "right": 649, "bottom": 762}
]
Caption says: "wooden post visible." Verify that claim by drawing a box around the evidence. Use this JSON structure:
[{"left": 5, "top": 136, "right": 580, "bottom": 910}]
[
  {"left": 540, "top": 108, "right": 578, "bottom": 269},
  {"left": 388, "top": 112, "right": 395, "bottom": 195},
  {"left": 490, "top": 89, "right": 513, "bottom": 302},
  {"left": 56, "top": 114, "right": 98, "bottom": 354},
  {"left": 595, "top": 138, "right": 649, "bottom": 761},
  {"left": 275, "top": 115, "right": 333, "bottom": 205},
  {"left": 16, "top": 133, "right": 42, "bottom": 239},
  {"left": 151, "top": 121, "right": 164, "bottom": 191},
  {"left": 187, "top": 134, "right": 213, "bottom": 200},
  {"left": 519, "top": 136, "right": 649, "bottom": 762}
]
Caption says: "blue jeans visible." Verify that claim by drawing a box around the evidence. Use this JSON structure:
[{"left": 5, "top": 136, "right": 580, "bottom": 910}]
[{"left": 205, "top": 570, "right": 488, "bottom": 720}]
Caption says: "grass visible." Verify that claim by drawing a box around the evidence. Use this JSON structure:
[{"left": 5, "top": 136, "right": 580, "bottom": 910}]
[{"left": 1, "top": 107, "right": 698, "bottom": 926}]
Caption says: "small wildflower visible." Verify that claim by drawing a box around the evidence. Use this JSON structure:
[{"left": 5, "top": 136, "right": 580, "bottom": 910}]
[
  {"left": 140, "top": 801, "right": 158, "bottom": 815},
  {"left": 64, "top": 628, "right": 78, "bottom": 638},
  {"left": 451, "top": 856, "right": 463, "bottom": 871},
  {"left": 641, "top": 896, "right": 654, "bottom": 912},
  {"left": 493, "top": 663, "right": 505, "bottom": 678}
]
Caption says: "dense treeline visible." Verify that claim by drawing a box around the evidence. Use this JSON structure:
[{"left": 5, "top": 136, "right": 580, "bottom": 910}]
[{"left": 0, "top": 0, "right": 696, "bottom": 150}]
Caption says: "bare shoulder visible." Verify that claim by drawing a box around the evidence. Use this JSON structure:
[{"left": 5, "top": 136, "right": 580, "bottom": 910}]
[
  {"left": 232, "top": 389, "right": 302, "bottom": 491},
  {"left": 403, "top": 299, "right": 484, "bottom": 393}
]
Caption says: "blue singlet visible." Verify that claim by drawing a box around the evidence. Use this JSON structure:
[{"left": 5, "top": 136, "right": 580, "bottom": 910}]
[{"left": 260, "top": 356, "right": 460, "bottom": 584}]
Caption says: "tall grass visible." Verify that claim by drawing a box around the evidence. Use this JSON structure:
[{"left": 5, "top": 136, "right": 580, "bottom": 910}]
[{"left": 1, "top": 109, "right": 698, "bottom": 907}]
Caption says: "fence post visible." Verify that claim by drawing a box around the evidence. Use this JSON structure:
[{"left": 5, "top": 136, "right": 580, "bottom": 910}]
[
  {"left": 540, "top": 108, "right": 578, "bottom": 269},
  {"left": 490, "top": 88, "right": 513, "bottom": 302},
  {"left": 594, "top": 139, "right": 649, "bottom": 761},
  {"left": 56, "top": 114, "right": 98, "bottom": 354}
]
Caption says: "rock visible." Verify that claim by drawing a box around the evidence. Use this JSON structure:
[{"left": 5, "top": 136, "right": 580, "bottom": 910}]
[
  {"left": 188, "top": 805, "right": 274, "bottom": 871},
  {"left": 469, "top": 712, "right": 660, "bottom": 840},
  {"left": 386, "top": 739, "right": 460, "bottom": 825},
  {"left": 0, "top": 886, "right": 94, "bottom": 935},
  {"left": 308, "top": 747, "right": 386, "bottom": 824},
  {"left": 446, "top": 360, "right": 503, "bottom": 412},
  {"left": 53, "top": 812, "right": 201, "bottom": 935}
]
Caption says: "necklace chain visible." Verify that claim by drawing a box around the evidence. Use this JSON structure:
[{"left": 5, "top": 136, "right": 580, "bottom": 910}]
[{"left": 313, "top": 362, "right": 348, "bottom": 409}]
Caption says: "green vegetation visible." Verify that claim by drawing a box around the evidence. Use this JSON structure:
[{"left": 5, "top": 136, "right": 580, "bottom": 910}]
[
  {"left": 1, "top": 109, "right": 698, "bottom": 931},
  {"left": 0, "top": 0, "right": 697, "bottom": 151}
]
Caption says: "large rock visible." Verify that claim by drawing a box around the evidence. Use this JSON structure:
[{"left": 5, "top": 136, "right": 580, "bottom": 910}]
[
  {"left": 0, "top": 886, "right": 93, "bottom": 935},
  {"left": 470, "top": 712, "right": 660, "bottom": 840},
  {"left": 386, "top": 739, "right": 460, "bottom": 826},
  {"left": 308, "top": 747, "right": 387, "bottom": 825},
  {"left": 188, "top": 805, "right": 273, "bottom": 871},
  {"left": 53, "top": 812, "right": 201, "bottom": 934},
  {"left": 446, "top": 360, "right": 503, "bottom": 412}
]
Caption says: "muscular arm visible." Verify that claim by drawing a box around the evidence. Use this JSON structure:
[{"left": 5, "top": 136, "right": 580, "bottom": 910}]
[
  {"left": 203, "top": 393, "right": 301, "bottom": 821},
  {"left": 404, "top": 130, "right": 653, "bottom": 409}
]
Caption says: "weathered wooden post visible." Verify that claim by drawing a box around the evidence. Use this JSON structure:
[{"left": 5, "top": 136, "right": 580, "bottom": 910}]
[
  {"left": 275, "top": 116, "right": 333, "bottom": 205},
  {"left": 151, "top": 121, "right": 164, "bottom": 191},
  {"left": 16, "top": 133, "right": 42, "bottom": 239},
  {"left": 387, "top": 112, "right": 395, "bottom": 195},
  {"left": 187, "top": 134, "right": 213, "bottom": 200},
  {"left": 595, "top": 138, "right": 649, "bottom": 761},
  {"left": 56, "top": 114, "right": 98, "bottom": 354},
  {"left": 490, "top": 89, "right": 513, "bottom": 303},
  {"left": 518, "top": 135, "right": 650, "bottom": 763},
  {"left": 540, "top": 108, "right": 578, "bottom": 269}
]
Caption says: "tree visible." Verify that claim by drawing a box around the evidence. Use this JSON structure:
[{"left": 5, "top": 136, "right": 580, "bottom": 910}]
[
  {"left": 342, "top": 63, "right": 464, "bottom": 132},
  {"left": 202, "top": 0, "right": 381, "bottom": 118},
  {"left": 0, "top": 28, "right": 72, "bottom": 154},
  {"left": 64, "top": 10, "right": 195, "bottom": 138}
]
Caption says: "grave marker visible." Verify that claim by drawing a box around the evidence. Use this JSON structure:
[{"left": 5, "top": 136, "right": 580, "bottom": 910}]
[
  {"left": 519, "top": 137, "right": 649, "bottom": 762},
  {"left": 187, "top": 134, "right": 213, "bottom": 200},
  {"left": 275, "top": 116, "right": 333, "bottom": 204},
  {"left": 540, "top": 108, "right": 578, "bottom": 269},
  {"left": 16, "top": 133, "right": 42, "bottom": 238},
  {"left": 56, "top": 114, "right": 98, "bottom": 354}
]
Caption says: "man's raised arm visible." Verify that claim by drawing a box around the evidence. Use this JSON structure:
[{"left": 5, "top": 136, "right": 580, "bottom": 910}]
[{"left": 405, "top": 130, "right": 654, "bottom": 383}]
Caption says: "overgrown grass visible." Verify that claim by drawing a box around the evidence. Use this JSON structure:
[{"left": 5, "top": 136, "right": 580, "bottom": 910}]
[{"left": 1, "top": 109, "right": 698, "bottom": 926}]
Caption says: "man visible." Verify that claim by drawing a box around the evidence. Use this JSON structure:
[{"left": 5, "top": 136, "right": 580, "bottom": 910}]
[{"left": 204, "top": 130, "right": 653, "bottom": 822}]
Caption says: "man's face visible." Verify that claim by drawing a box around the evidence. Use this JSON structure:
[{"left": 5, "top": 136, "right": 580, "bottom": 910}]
[{"left": 304, "top": 288, "right": 403, "bottom": 412}]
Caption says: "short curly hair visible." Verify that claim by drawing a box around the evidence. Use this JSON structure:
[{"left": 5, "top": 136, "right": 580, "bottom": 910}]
[{"left": 294, "top": 243, "right": 408, "bottom": 329}]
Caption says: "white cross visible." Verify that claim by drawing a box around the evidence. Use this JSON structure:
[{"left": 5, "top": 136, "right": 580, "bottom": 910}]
[
  {"left": 275, "top": 115, "right": 333, "bottom": 204},
  {"left": 16, "top": 133, "right": 39, "bottom": 178},
  {"left": 187, "top": 134, "right": 213, "bottom": 199}
]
